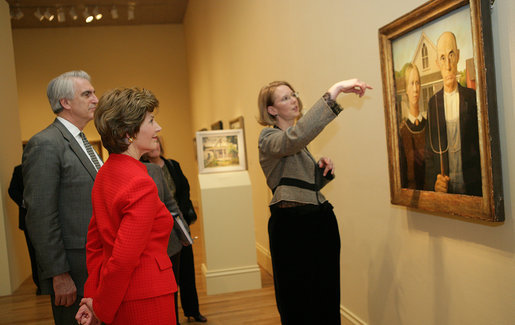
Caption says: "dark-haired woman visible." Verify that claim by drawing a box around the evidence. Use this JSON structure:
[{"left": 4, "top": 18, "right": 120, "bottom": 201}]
[{"left": 75, "top": 88, "right": 176, "bottom": 325}]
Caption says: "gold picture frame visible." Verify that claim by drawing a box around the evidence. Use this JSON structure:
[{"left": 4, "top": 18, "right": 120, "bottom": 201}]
[
  {"left": 210, "top": 120, "right": 223, "bottom": 130},
  {"left": 378, "top": 0, "right": 504, "bottom": 222},
  {"left": 229, "top": 116, "right": 248, "bottom": 169}
]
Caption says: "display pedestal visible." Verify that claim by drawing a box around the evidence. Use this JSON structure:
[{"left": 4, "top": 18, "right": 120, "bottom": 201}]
[{"left": 198, "top": 171, "right": 261, "bottom": 295}]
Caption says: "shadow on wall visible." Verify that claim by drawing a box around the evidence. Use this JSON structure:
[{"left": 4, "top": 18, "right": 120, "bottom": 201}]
[
  {"left": 367, "top": 244, "right": 401, "bottom": 324},
  {"left": 367, "top": 216, "right": 403, "bottom": 325},
  {"left": 367, "top": 234, "right": 457, "bottom": 325},
  {"left": 407, "top": 207, "right": 514, "bottom": 253},
  {"left": 431, "top": 237, "right": 449, "bottom": 325},
  {"left": 366, "top": 216, "right": 451, "bottom": 325}
]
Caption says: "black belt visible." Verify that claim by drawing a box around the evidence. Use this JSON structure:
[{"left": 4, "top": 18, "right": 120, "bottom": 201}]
[{"left": 272, "top": 177, "right": 318, "bottom": 194}]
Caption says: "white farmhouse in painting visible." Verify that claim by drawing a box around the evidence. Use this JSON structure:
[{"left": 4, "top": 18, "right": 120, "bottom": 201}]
[{"left": 202, "top": 135, "right": 238, "bottom": 167}]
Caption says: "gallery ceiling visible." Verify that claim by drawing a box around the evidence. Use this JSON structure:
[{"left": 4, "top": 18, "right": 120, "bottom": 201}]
[{"left": 5, "top": 0, "right": 188, "bottom": 29}]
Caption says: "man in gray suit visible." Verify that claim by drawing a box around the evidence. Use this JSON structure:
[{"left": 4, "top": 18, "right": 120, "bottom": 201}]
[{"left": 22, "top": 70, "right": 101, "bottom": 324}]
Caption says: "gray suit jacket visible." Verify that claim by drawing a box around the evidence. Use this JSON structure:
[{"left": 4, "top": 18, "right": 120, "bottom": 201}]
[
  {"left": 259, "top": 97, "right": 339, "bottom": 206},
  {"left": 22, "top": 118, "right": 97, "bottom": 296},
  {"left": 144, "top": 163, "right": 191, "bottom": 257}
]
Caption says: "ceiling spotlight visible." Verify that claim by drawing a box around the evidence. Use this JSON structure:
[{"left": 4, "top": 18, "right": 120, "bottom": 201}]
[
  {"left": 110, "top": 5, "right": 119, "bottom": 19},
  {"left": 44, "top": 8, "right": 54, "bottom": 21},
  {"left": 16, "top": 8, "right": 24, "bottom": 20},
  {"left": 83, "top": 7, "right": 94, "bottom": 23},
  {"left": 34, "top": 8, "right": 44, "bottom": 21},
  {"left": 92, "top": 6, "right": 102, "bottom": 20},
  {"left": 127, "top": 4, "right": 135, "bottom": 21},
  {"left": 69, "top": 7, "right": 78, "bottom": 20},
  {"left": 57, "top": 8, "right": 66, "bottom": 23},
  {"left": 11, "top": 7, "right": 24, "bottom": 20}
]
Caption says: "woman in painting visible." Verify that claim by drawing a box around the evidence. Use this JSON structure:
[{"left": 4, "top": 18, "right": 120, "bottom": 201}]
[
  {"left": 399, "top": 63, "right": 426, "bottom": 190},
  {"left": 75, "top": 88, "right": 177, "bottom": 325},
  {"left": 257, "top": 78, "right": 372, "bottom": 324}
]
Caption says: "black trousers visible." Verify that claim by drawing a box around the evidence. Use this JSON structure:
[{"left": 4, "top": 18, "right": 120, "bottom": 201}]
[
  {"left": 170, "top": 253, "right": 181, "bottom": 324},
  {"left": 269, "top": 202, "right": 341, "bottom": 325},
  {"left": 50, "top": 294, "right": 82, "bottom": 325},
  {"left": 179, "top": 244, "right": 201, "bottom": 317}
]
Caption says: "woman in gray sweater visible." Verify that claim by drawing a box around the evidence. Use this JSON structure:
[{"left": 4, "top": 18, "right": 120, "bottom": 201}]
[{"left": 257, "top": 79, "right": 371, "bottom": 324}]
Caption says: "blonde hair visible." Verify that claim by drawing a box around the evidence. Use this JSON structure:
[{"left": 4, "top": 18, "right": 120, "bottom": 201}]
[
  {"left": 404, "top": 63, "right": 420, "bottom": 86},
  {"left": 94, "top": 87, "right": 159, "bottom": 154},
  {"left": 257, "top": 81, "right": 303, "bottom": 126}
]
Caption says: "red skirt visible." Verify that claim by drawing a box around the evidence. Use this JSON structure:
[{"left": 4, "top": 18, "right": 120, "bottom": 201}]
[{"left": 109, "top": 293, "right": 175, "bottom": 325}]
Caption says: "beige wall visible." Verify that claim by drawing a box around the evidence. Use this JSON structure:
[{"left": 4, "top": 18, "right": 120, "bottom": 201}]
[
  {"left": 12, "top": 23, "right": 198, "bottom": 200},
  {"left": 184, "top": 0, "right": 515, "bottom": 324},
  {"left": 0, "top": 0, "right": 30, "bottom": 295}
]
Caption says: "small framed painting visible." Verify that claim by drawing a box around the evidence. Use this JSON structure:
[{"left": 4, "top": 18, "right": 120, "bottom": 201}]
[{"left": 196, "top": 129, "right": 246, "bottom": 174}]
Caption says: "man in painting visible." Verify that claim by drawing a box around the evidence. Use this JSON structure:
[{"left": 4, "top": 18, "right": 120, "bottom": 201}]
[
  {"left": 424, "top": 31, "right": 482, "bottom": 196},
  {"left": 399, "top": 63, "right": 426, "bottom": 190}
]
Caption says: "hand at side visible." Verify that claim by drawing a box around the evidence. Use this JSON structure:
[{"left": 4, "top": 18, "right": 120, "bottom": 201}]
[{"left": 52, "top": 272, "right": 77, "bottom": 307}]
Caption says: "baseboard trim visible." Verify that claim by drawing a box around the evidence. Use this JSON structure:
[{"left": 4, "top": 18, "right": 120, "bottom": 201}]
[
  {"left": 201, "top": 264, "right": 260, "bottom": 278},
  {"left": 341, "top": 305, "right": 367, "bottom": 325},
  {"left": 201, "top": 263, "right": 261, "bottom": 295},
  {"left": 255, "top": 242, "right": 273, "bottom": 275}
]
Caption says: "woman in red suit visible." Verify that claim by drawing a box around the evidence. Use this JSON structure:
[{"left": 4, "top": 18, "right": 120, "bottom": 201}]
[{"left": 75, "top": 88, "right": 176, "bottom": 325}]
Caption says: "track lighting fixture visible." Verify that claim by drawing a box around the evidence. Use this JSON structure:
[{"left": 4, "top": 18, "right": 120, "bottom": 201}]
[
  {"left": 110, "top": 5, "right": 119, "bottom": 19},
  {"left": 57, "top": 8, "right": 66, "bottom": 23},
  {"left": 69, "top": 7, "right": 78, "bottom": 20},
  {"left": 34, "top": 8, "right": 44, "bottom": 21},
  {"left": 83, "top": 7, "right": 94, "bottom": 23},
  {"left": 92, "top": 6, "right": 102, "bottom": 20},
  {"left": 11, "top": 7, "right": 24, "bottom": 20},
  {"left": 44, "top": 8, "right": 54, "bottom": 21},
  {"left": 16, "top": 3, "right": 138, "bottom": 24},
  {"left": 128, "top": 4, "right": 135, "bottom": 21}
]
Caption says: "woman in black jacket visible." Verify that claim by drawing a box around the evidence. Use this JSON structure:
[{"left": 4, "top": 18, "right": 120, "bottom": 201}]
[{"left": 142, "top": 137, "right": 207, "bottom": 324}]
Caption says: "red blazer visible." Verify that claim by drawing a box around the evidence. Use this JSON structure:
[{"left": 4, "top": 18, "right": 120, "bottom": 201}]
[{"left": 84, "top": 154, "right": 177, "bottom": 323}]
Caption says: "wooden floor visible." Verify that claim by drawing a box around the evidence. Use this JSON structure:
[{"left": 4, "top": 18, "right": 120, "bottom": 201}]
[{"left": 0, "top": 222, "right": 281, "bottom": 325}]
